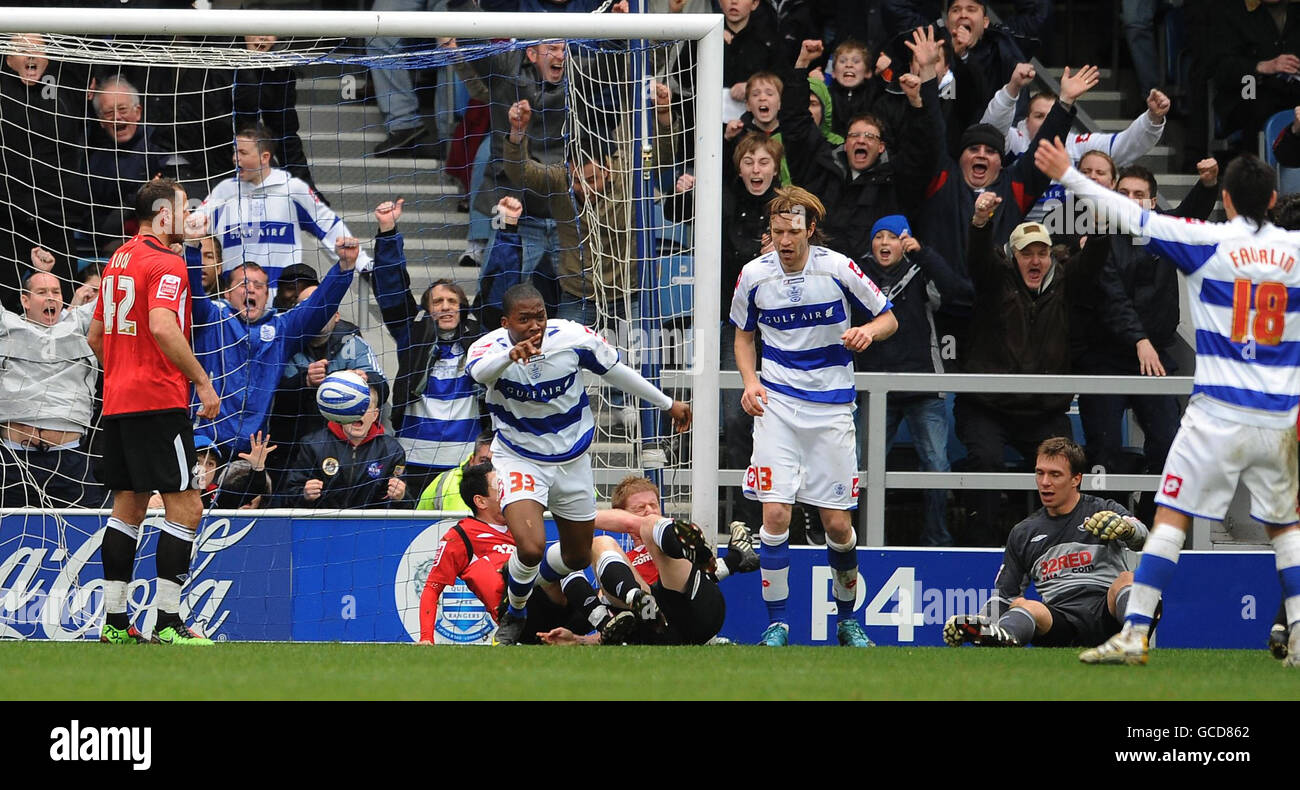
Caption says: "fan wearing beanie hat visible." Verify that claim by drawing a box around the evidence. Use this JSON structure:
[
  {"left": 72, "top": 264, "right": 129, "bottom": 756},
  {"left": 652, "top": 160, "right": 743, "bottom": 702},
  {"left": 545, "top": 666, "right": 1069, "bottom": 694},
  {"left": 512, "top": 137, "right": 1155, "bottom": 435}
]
[
  {"left": 957, "top": 122, "right": 1007, "bottom": 189},
  {"left": 913, "top": 61, "right": 1096, "bottom": 325},
  {"left": 857, "top": 214, "right": 971, "bottom": 547},
  {"left": 959, "top": 124, "right": 1004, "bottom": 159},
  {"left": 870, "top": 214, "right": 912, "bottom": 243}
]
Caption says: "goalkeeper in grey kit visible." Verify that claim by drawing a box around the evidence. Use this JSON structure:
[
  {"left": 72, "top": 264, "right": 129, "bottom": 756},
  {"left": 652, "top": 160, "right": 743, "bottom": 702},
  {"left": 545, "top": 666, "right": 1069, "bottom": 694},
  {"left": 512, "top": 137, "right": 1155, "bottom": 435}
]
[{"left": 944, "top": 437, "right": 1151, "bottom": 648}]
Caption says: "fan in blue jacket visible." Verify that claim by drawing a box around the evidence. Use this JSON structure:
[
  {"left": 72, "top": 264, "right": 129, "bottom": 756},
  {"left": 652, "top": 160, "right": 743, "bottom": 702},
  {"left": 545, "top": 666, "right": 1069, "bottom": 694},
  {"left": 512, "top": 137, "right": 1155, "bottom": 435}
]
[{"left": 186, "top": 234, "right": 358, "bottom": 456}]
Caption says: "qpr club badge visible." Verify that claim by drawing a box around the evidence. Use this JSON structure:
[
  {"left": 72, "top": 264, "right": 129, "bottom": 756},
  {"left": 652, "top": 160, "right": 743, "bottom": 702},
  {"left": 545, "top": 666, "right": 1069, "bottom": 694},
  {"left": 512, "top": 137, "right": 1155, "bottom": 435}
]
[
  {"left": 321, "top": 457, "right": 339, "bottom": 477},
  {"left": 527, "top": 353, "right": 547, "bottom": 380},
  {"left": 783, "top": 275, "right": 805, "bottom": 303}
]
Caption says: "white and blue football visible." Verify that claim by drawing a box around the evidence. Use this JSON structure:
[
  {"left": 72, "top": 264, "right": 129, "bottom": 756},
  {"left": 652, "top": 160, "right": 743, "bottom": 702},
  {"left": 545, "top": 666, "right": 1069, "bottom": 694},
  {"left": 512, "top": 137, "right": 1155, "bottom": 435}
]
[{"left": 317, "top": 370, "right": 371, "bottom": 423}]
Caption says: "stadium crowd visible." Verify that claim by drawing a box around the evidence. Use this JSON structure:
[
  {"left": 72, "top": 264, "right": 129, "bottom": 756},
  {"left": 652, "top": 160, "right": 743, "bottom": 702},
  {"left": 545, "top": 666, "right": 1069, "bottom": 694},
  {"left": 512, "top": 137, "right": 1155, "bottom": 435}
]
[{"left": 0, "top": 2, "right": 1284, "bottom": 535}]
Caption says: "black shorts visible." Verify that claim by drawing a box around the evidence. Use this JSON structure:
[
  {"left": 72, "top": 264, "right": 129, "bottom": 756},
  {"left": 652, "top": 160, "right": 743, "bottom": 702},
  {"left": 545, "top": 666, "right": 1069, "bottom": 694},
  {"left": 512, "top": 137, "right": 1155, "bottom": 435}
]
[
  {"left": 96, "top": 410, "right": 199, "bottom": 494},
  {"left": 1032, "top": 597, "right": 1121, "bottom": 648},
  {"left": 520, "top": 587, "right": 591, "bottom": 645},
  {"left": 645, "top": 569, "right": 726, "bottom": 646}
]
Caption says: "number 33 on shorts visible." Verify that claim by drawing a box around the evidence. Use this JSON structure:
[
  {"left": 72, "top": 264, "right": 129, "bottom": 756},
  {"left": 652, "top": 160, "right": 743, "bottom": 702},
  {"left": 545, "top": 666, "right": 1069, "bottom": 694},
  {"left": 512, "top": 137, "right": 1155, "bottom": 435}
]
[
  {"left": 745, "top": 466, "right": 774, "bottom": 492},
  {"left": 508, "top": 471, "right": 536, "bottom": 493}
]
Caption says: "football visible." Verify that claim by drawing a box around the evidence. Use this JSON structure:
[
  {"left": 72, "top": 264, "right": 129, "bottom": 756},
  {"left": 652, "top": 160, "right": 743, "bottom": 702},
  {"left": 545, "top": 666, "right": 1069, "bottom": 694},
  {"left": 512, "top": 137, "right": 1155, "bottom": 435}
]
[{"left": 316, "top": 370, "right": 371, "bottom": 423}]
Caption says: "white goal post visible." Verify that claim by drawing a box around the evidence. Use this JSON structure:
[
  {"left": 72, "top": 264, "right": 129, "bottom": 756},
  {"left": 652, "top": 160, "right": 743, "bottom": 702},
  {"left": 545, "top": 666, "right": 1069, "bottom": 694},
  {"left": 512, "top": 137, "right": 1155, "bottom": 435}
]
[{"left": 0, "top": 7, "right": 724, "bottom": 533}]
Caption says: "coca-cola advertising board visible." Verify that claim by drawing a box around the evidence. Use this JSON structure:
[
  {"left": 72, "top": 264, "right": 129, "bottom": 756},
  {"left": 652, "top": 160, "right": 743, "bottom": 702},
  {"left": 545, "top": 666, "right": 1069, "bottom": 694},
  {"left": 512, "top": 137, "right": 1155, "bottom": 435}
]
[{"left": 0, "top": 512, "right": 1281, "bottom": 647}]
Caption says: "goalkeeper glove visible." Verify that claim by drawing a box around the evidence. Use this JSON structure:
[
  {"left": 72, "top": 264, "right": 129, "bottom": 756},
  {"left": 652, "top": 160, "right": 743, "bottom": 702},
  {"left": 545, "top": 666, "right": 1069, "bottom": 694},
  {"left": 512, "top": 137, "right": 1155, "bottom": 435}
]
[{"left": 1083, "top": 510, "right": 1135, "bottom": 543}]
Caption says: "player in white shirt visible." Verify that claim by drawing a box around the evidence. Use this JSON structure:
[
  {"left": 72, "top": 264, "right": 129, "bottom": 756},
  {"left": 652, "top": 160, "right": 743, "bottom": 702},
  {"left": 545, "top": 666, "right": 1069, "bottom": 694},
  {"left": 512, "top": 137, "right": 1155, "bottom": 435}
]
[
  {"left": 732, "top": 186, "right": 898, "bottom": 647},
  {"left": 466, "top": 283, "right": 692, "bottom": 644},
  {"left": 199, "top": 121, "right": 371, "bottom": 287},
  {"left": 983, "top": 85, "right": 1169, "bottom": 225},
  {"left": 1035, "top": 137, "right": 1300, "bottom": 666}
]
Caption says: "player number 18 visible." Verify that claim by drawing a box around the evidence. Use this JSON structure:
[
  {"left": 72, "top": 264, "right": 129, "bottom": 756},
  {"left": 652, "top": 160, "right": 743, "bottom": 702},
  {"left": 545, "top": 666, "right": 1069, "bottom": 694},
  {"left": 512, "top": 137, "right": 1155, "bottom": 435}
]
[{"left": 1230, "top": 279, "right": 1287, "bottom": 346}]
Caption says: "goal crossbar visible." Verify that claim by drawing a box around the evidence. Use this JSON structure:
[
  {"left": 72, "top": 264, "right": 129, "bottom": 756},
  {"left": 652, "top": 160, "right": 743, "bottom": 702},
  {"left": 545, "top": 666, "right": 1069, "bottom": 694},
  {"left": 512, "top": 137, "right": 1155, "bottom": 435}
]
[{"left": 0, "top": 8, "right": 723, "bottom": 41}]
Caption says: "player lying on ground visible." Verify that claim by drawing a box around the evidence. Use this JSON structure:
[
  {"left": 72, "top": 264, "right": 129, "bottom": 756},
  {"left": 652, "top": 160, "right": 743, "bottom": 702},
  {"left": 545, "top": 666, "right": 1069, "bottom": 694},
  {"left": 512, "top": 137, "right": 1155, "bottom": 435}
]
[
  {"left": 417, "top": 462, "right": 613, "bottom": 645},
  {"left": 1036, "top": 137, "right": 1300, "bottom": 666},
  {"left": 465, "top": 283, "right": 692, "bottom": 645},
  {"left": 943, "top": 437, "right": 1151, "bottom": 648},
  {"left": 537, "top": 475, "right": 761, "bottom": 646}
]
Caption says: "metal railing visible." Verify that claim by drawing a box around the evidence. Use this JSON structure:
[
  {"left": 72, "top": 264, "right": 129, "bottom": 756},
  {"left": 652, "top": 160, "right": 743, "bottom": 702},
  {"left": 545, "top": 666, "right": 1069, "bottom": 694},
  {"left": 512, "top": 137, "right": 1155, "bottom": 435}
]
[{"left": 666, "top": 370, "right": 1195, "bottom": 546}]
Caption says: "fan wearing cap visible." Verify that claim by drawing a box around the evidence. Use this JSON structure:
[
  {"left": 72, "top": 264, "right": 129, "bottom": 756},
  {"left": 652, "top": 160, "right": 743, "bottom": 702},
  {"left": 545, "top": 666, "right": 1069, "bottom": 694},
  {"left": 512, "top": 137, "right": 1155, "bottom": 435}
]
[
  {"left": 192, "top": 435, "right": 224, "bottom": 506},
  {"left": 778, "top": 28, "right": 946, "bottom": 262},
  {"left": 954, "top": 192, "right": 1110, "bottom": 546},
  {"left": 855, "top": 215, "right": 973, "bottom": 547},
  {"left": 271, "top": 262, "right": 320, "bottom": 312},
  {"left": 914, "top": 63, "right": 1098, "bottom": 360}
]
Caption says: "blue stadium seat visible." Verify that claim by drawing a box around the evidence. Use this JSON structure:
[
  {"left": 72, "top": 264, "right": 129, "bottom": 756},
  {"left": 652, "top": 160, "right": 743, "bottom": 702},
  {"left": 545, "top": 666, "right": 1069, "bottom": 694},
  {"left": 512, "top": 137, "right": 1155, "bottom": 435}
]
[
  {"left": 655, "top": 254, "right": 693, "bottom": 321},
  {"left": 1261, "top": 109, "right": 1300, "bottom": 195}
]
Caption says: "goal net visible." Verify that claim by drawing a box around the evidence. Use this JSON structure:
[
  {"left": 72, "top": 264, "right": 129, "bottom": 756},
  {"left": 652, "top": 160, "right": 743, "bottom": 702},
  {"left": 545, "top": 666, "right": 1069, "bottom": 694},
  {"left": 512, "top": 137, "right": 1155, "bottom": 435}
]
[{"left": 0, "top": 8, "right": 721, "bottom": 640}]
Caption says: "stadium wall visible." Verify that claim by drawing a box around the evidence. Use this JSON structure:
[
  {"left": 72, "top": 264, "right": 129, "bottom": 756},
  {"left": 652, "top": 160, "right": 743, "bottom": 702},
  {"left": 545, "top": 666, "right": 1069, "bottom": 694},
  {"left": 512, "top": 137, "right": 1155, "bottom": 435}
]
[{"left": 0, "top": 512, "right": 1279, "bottom": 648}]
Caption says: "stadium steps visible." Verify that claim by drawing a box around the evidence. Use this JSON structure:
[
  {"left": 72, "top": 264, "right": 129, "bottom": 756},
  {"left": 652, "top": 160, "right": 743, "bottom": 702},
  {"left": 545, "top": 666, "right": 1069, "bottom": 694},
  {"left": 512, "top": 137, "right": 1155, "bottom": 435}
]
[
  {"left": 293, "top": 64, "right": 646, "bottom": 472},
  {"left": 1043, "top": 66, "right": 1191, "bottom": 204},
  {"left": 289, "top": 63, "right": 478, "bottom": 427}
]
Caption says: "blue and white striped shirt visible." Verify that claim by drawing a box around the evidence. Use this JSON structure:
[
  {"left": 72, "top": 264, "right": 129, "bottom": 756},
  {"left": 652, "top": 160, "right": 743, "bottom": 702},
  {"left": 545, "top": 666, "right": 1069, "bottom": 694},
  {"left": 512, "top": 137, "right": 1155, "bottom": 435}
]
[
  {"left": 200, "top": 168, "right": 371, "bottom": 285},
  {"left": 399, "top": 340, "right": 481, "bottom": 469},
  {"left": 730, "top": 246, "right": 893, "bottom": 406},
  {"left": 466, "top": 319, "right": 621, "bottom": 463},
  {"left": 1063, "top": 167, "right": 1300, "bottom": 429}
]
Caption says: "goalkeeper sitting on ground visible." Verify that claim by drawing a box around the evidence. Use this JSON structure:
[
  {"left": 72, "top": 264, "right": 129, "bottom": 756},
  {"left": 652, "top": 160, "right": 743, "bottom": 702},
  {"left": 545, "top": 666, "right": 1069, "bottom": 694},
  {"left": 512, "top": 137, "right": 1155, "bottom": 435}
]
[{"left": 944, "top": 436, "right": 1152, "bottom": 648}]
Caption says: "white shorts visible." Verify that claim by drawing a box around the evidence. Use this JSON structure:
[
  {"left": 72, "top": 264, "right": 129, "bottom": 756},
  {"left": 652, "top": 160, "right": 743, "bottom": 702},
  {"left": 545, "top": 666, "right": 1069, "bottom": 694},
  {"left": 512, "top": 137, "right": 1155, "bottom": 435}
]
[
  {"left": 744, "top": 392, "right": 859, "bottom": 510},
  {"left": 1154, "top": 402, "right": 1300, "bottom": 526},
  {"left": 491, "top": 441, "right": 598, "bottom": 522}
]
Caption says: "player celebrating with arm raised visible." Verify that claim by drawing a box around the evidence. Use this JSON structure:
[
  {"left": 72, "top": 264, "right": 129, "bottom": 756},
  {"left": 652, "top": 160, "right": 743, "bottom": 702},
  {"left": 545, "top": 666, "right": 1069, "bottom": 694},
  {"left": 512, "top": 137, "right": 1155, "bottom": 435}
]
[
  {"left": 88, "top": 177, "right": 221, "bottom": 646},
  {"left": 465, "top": 283, "right": 692, "bottom": 645},
  {"left": 1035, "top": 137, "right": 1300, "bottom": 666},
  {"left": 733, "top": 186, "right": 898, "bottom": 647}
]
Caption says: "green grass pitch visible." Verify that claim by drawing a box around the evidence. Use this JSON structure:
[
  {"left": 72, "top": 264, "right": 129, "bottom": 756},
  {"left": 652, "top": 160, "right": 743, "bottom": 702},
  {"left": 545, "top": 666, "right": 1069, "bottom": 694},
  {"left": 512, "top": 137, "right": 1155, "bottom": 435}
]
[{"left": 4, "top": 642, "right": 1300, "bottom": 700}]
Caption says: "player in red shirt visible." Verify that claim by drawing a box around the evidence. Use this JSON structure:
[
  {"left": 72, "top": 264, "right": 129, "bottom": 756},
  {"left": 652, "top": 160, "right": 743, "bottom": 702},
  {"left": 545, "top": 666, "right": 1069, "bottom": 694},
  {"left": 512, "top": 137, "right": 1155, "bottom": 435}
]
[
  {"left": 87, "top": 177, "right": 221, "bottom": 646},
  {"left": 539, "top": 476, "right": 761, "bottom": 646},
  {"left": 417, "top": 462, "right": 611, "bottom": 644}
]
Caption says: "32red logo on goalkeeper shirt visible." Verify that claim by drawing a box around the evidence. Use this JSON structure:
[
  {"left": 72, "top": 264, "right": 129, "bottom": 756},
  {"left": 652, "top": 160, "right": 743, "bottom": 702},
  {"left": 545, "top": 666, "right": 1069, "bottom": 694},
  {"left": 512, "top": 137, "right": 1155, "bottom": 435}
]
[{"left": 1040, "top": 550, "right": 1094, "bottom": 578}]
